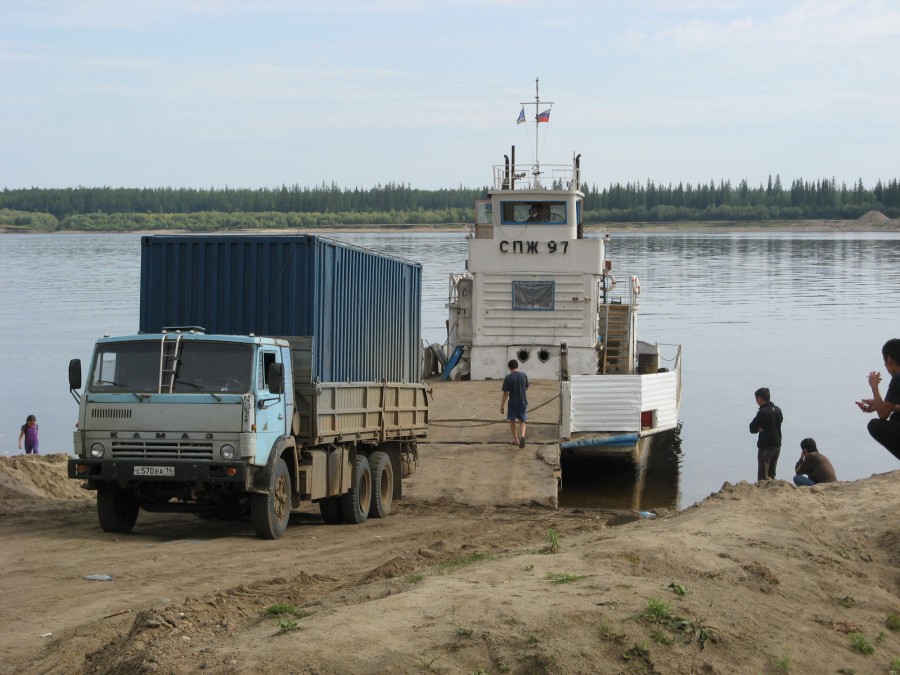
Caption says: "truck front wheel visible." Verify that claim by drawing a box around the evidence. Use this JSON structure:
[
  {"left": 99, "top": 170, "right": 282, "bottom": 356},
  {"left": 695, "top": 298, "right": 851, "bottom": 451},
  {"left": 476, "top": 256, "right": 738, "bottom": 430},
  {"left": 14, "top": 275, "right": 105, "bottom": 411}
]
[
  {"left": 340, "top": 454, "right": 371, "bottom": 524},
  {"left": 97, "top": 487, "right": 139, "bottom": 534},
  {"left": 368, "top": 451, "right": 393, "bottom": 518},
  {"left": 251, "top": 458, "right": 291, "bottom": 539}
]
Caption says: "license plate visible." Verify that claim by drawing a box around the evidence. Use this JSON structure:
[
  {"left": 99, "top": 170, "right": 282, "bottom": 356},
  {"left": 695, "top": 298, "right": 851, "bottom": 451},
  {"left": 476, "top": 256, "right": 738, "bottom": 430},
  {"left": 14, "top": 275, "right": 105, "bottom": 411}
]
[{"left": 134, "top": 465, "right": 175, "bottom": 477}]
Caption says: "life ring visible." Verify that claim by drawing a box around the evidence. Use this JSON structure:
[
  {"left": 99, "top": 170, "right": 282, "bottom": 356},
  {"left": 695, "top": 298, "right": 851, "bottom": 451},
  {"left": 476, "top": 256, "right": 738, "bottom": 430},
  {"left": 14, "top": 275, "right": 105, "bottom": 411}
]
[{"left": 632, "top": 276, "right": 641, "bottom": 295}]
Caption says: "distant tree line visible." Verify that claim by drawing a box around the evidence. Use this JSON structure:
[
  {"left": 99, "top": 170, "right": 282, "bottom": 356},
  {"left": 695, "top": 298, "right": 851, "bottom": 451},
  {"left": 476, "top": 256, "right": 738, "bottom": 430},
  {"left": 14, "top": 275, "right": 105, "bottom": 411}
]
[{"left": 1, "top": 176, "right": 897, "bottom": 231}]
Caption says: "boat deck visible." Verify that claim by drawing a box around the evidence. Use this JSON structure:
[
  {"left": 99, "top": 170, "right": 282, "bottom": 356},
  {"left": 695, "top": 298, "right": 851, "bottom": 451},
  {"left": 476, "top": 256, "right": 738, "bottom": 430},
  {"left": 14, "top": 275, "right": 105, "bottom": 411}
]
[{"left": 404, "top": 380, "right": 561, "bottom": 508}]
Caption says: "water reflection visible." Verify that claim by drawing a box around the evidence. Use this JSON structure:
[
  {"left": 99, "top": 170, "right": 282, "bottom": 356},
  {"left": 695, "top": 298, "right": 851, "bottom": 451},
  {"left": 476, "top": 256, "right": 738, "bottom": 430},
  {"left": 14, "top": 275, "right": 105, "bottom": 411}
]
[{"left": 558, "top": 431, "right": 683, "bottom": 512}]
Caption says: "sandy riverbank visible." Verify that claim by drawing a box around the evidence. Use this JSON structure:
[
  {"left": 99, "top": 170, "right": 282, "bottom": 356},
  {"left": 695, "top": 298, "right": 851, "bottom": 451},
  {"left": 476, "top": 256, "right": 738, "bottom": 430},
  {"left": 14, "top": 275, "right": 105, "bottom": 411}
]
[
  {"left": 2, "top": 380, "right": 898, "bottom": 674},
  {"left": 0, "top": 453, "right": 897, "bottom": 674}
]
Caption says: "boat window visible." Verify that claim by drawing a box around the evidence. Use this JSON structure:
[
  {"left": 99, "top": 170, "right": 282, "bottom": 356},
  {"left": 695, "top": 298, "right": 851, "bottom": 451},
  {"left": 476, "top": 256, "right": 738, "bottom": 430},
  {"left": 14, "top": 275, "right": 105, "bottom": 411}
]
[
  {"left": 512, "top": 281, "right": 555, "bottom": 311},
  {"left": 500, "top": 201, "right": 566, "bottom": 224}
]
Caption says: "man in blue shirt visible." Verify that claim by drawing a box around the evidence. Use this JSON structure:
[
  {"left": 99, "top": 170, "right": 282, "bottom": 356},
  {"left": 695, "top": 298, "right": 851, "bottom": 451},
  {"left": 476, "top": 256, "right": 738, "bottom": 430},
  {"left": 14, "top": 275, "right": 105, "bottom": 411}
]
[{"left": 500, "top": 359, "right": 529, "bottom": 448}]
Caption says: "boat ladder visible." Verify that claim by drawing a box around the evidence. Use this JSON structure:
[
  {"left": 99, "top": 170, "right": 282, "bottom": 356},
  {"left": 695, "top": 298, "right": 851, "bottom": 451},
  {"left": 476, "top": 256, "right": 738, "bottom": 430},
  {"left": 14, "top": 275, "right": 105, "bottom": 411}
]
[{"left": 601, "top": 304, "right": 630, "bottom": 374}]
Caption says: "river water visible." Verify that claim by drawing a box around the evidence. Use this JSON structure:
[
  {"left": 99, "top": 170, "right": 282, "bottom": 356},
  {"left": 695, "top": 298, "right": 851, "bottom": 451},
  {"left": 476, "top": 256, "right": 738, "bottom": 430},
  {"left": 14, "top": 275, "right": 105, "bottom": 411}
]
[{"left": 1, "top": 230, "right": 897, "bottom": 509}]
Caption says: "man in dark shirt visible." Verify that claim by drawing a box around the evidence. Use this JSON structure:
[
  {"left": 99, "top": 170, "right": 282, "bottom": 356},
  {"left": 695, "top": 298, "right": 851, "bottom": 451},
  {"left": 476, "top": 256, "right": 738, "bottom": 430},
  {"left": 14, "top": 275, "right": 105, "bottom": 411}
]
[
  {"left": 793, "top": 438, "right": 837, "bottom": 486},
  {"left": 500, "top": 359, "right": 529, "bottom": 448},
  {"left": 749, "top": 387, "right": 783, "bottom": 481},
  {"left": 856, "top": 338, "right": 900, "bottom": 461}
]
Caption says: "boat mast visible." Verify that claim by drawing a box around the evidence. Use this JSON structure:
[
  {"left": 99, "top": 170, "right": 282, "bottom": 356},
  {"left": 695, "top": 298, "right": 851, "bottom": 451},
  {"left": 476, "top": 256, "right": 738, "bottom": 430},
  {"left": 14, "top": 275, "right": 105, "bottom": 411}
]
[{"left": 521, "top": 77, "right": 553, "bottom": 182}]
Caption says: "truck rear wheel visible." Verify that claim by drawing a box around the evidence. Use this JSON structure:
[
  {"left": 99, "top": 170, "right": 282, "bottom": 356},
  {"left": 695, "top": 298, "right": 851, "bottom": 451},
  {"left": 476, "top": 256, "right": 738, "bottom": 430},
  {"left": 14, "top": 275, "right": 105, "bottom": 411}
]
[
  {"left": 97, "top": 487, "right": 139, "bottom": 534},
  {"left": 251, "top": 458, "right": 291, "bottom": 539},
  {"left": 318, "top": 496, "right": 343, "bottom": 524},
  {"left": 368, "top": 451, "right": 393, "bottom": 518},
  {"left": 340, "top": 454, "right": 371, "bottom": 524}
]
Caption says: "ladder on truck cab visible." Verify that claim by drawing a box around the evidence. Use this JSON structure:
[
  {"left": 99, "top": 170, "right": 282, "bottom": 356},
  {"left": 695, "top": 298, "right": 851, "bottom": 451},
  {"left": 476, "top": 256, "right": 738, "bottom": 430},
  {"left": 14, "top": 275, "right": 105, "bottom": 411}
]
[{"left": 159, "top": 334, "right": 183, "bottom": 393}]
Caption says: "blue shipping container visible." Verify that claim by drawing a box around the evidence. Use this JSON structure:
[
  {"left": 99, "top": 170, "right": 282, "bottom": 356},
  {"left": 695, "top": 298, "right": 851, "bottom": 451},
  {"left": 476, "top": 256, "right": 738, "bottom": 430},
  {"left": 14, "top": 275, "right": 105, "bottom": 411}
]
[{"left": 139, "top": 235, "right": 422, "bottom": 383}]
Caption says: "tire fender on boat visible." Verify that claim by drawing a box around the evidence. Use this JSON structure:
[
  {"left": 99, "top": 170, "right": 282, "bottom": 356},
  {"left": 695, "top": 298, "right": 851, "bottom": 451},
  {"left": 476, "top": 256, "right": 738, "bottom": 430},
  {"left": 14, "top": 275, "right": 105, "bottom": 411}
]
[{"left": 632, "top": 276, "right": 641, "bottom": 295}]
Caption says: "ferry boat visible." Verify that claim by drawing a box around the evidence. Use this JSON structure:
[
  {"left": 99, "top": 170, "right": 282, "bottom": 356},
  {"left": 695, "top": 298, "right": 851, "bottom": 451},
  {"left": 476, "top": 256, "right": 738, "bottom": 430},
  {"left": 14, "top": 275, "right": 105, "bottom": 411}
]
[{"left": 443, "top": 81, "right": 682, "bottom": 464}]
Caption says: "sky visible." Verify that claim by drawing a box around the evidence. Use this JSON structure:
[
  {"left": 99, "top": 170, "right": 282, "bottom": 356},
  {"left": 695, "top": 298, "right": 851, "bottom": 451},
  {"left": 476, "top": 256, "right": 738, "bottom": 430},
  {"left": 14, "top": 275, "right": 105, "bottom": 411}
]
[{"left": 2, "top": 0, "right": 899, "bottom": 192}]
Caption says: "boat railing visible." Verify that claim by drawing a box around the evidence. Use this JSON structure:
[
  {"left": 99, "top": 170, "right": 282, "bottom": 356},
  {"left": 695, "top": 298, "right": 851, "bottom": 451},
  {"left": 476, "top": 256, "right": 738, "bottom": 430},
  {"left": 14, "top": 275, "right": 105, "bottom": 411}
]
[{"left": 492, "top": 163, "right": 579, "bottom": 191}]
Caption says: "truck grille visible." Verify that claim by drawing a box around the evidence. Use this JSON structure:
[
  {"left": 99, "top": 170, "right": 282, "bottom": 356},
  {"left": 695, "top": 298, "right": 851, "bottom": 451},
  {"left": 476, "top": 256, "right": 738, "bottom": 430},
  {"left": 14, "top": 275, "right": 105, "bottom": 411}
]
[
  {"left": 92, "top": 409, "right": 133, "bottom": 419},
  {"left": 111, "top": 440, "right": 214, "bottom": 459}
]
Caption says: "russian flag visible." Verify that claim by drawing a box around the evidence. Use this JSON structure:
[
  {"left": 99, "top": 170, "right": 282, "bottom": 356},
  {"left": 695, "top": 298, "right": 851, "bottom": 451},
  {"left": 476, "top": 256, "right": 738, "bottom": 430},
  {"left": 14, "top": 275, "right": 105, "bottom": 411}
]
[
  {"left": 516, "top": 107, "right": 526, "bottom": 124},
  {"left": 536, "top": 109, "right": 551, "bottom": 123}
]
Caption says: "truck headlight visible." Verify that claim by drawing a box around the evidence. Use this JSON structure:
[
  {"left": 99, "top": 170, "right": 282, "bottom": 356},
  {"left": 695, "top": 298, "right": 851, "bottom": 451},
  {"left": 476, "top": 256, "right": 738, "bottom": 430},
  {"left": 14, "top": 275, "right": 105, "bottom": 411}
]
[
  {"left": 89, "top": 442, "right": 105, "bottom": 458},
  {"left": 220, "top": 444, "right": 238, "bottom": 461}
]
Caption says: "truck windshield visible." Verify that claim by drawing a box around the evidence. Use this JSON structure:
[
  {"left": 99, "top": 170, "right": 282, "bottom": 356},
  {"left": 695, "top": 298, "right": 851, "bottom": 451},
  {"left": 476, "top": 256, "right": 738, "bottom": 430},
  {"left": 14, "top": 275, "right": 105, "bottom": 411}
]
[{"left": 88, "top": 341, "right": 253, "bottom": 394}]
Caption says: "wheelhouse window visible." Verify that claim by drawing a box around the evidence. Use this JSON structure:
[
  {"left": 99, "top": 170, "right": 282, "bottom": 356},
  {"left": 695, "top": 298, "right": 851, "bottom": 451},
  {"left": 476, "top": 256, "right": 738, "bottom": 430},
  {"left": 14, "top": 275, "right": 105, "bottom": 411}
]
[
  {"left": 512, "top": 281, "right": 555, "bottom": 311},
  {"left": 500, "top": 201, "right": 566, "bottom": 224},
  {"left": 88, "top": 340, "right": 253, "bottom": 394}
]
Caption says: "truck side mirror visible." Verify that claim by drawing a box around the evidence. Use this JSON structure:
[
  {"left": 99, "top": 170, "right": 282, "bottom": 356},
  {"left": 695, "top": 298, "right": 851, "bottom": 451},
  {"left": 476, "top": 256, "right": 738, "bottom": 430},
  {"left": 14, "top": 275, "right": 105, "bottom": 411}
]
[
  {"left": 69, "top": 359, "right": 82, "bottom": 390},
  {"left": 267, "top": 363, "right": 284, "bottom": 395}
]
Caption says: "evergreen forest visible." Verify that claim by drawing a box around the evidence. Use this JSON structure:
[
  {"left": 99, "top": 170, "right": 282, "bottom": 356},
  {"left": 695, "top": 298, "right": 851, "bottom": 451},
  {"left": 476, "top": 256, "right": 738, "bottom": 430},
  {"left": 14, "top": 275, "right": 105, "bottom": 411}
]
[{"left": 1, "top": 176, "right": 898, "bottom": 232}]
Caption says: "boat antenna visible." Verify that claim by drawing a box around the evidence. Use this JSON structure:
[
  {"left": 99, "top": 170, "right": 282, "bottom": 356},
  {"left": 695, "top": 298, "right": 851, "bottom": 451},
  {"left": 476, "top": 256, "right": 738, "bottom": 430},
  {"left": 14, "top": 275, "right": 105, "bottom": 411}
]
[{"left": 520, "top": 77, "right": 554, "bottom": 182}]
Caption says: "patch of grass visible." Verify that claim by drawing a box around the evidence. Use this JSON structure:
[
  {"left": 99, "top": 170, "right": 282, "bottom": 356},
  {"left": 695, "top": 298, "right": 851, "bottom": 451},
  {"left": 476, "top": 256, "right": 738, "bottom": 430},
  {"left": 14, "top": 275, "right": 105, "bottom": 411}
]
[
  {"left": 419, "top": 653, "right": 443, "bottom": 671},
  {"left": 623, "top": 640, "right": 650, "bottom": 661},
  {"left": 840, "top": 595, "right": 856, "bottom": 609},
  {"left": 598, "top": 620, "right": 626, "bottom": 644},
  {"left": 451, "top": 607, "right": 474, "bottom": 638},
  {"left": 523, "top": 563, "right": 534, "bottom": 571},
  {"left": 848, "top": 632, "right": 874, "bottom": 655},
  {"left": 835, "top": 548, "right": 850, "bottom": 559},
  {"left": 544, "top": 527, "right": 560, "bottom": 553},
  {"left": 667, "top": 582, "right": 687, "bottom": 595},
  {"left": 887, "top": 612, "right": 900, "bottom": 631},
  {"left": 890, "top": 656, "right": 900, "bottom": 673},
  {"left": 265, "top": 603, "right": 296, "bottom": 616},
  {"left": 651, "top": 628, "right": 674, "bottom": 645},
  {"left": 276, "top": 618, "right": 299, "bottom": 634},
  {"left": 433, "top": 551, "right": 492, "bottom": 575},
  {"left": 641, "top": 598, "right": 718, "bottom": 649},
  {"left": 405, "top": 573, "right": 424, "bottom": 583},
  {"left": 527, "top": 631, "right": 541, "bottom": 644},
  {"left": 644, "top": 597, "right": 674, "bottom": 623},
  {"left": 546, "top": 572, "right": 585, "bottom": 585},
  {"left": 454, "top": 622, "right": 474, "bottom": 638},
  {"left": 776, "top": 647, "right": 792, "bottom": 673},
  {"left": 877, "top": 631, "right": 888, "bottom": 643}
]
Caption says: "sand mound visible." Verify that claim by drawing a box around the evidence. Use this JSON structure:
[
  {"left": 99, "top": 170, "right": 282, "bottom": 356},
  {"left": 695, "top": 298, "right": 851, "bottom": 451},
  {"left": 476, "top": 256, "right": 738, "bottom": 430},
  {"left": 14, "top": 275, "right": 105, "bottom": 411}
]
[
  {"left": 856, "top": 210, "right": 893, "bottom": 226},
  {"left": 0, "top": 453, "right": 92, "bottom": 513}
]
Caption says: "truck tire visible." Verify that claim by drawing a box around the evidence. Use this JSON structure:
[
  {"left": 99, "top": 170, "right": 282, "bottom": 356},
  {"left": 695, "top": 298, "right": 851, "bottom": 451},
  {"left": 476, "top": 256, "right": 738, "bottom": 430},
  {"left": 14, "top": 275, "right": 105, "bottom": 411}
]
[
  {"left": 340, "top": 454, "right": 371, "bottom": 524},
  {"left": 251, "top": 458, "right": 291, "bottom": 539},
  {"left": 97, "top": 487, "right": 139, "bottom": 534},
  {"left": 368, "top": 451, "right": 393, "bottom": 519},
  {"left": 318, "top": 496, "right": 343, "bottom": 524}
]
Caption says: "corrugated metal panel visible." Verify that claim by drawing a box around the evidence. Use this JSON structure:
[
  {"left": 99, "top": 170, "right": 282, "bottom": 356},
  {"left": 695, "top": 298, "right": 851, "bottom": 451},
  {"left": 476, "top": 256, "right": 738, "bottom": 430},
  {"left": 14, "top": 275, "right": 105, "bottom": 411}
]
[
  {"left": 569, "top": 375, "right": 642, "bottom": 433},
  {"left": 569, "top": 372, "right": 680, "bottom": 434},
  {"left": 139, "top": 235, "right": 422, "bottom": 383},
  {"left": 640, "top": 371, "right": 679, "bottom": 431}
]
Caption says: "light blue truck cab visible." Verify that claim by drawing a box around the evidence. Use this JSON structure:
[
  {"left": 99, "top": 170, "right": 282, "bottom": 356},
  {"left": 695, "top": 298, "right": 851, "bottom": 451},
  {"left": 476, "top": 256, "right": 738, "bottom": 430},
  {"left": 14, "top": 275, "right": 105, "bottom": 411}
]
[{"left": 68, "top": 329, "right": 428, "bottom": 538}]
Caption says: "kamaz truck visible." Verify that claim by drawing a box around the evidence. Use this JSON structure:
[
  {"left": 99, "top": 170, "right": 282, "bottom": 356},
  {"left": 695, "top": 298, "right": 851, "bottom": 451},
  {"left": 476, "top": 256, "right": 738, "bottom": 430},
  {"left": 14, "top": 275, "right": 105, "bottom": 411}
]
[{"left": 68, "top": 235, "right": 428, "bottom": 539}]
